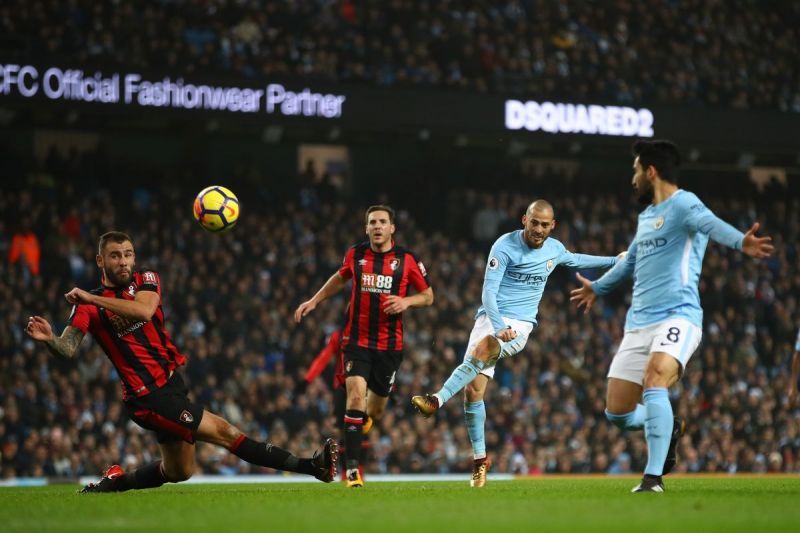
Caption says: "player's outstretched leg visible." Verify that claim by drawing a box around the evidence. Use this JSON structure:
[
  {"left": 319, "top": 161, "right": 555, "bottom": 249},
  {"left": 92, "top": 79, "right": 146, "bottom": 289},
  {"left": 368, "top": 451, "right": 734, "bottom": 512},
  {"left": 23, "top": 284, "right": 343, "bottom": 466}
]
[
  {"left": 199, "top": 410, "right": 338, "bottom": 482},
  {"left": 310, "top": 438, "right": 339, "bottom": 482},
  {"left": 228, "top": 433, "right": 337, "bottom": 482},
  {"left": 411, "top": 393, "right": 440, "bottom": 417},
  {"left": 662, "top": 416, "right": 685, "bottom": 475},
  {"left": 412, "top": 336, "right": 500, "bottom": 416},
  {"left": 80, "top": 462, "right": 167, "bottom": 493}
]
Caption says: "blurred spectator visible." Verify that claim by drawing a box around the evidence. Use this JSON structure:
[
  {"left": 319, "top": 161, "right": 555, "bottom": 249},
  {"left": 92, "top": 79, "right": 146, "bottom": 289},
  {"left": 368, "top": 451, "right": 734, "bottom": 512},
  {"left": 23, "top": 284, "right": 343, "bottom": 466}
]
[
  {"left": 8, "top": 218, "right": 41, "bottom": 277},
  {"left": 1, "top": 146, "right": 799, "bottom": 479}
]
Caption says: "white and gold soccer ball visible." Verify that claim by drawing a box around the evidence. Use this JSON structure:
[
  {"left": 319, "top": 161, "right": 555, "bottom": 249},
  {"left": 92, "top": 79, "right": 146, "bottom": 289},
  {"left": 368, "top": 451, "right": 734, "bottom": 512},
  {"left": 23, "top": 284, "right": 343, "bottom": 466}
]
[{"left": 193, "top": 186, "right": 240, "bottom": 232}]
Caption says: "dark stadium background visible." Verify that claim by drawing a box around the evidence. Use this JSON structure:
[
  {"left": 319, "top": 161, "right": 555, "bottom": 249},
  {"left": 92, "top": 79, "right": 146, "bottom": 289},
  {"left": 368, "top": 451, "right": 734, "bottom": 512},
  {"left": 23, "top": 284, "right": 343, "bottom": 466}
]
[{"left": 1, "top": 0, "right": 799, "bottom": 481}]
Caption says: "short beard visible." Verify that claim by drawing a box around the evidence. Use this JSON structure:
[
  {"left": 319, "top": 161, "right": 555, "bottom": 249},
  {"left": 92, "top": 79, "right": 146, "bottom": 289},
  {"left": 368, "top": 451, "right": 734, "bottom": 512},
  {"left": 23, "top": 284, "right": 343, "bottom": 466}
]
[
  {"left": 104, "top": 268, "right": 131, "bottom": 287},
  {"left": 636, "top": 183, "right": 654, "bottom": 205}
]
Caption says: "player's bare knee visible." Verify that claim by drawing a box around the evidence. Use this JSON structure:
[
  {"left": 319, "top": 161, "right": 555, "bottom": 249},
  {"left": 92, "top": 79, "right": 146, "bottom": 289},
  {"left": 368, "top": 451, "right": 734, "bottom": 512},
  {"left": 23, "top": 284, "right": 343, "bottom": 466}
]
[
  {"left": 217, "top": 418, "right": 243, "bottom": 448},
  {"left": 346, "top": 392, "right": 365, "bottom": 410},
  {"left": 474, "top": 335, "right": 501, "bottom": 362},
  {"left": 644, "top": 361, "right": 678, "bottom": 388},
  {"left": 165, "top": 463, "right": 194, "bottom": 483}
]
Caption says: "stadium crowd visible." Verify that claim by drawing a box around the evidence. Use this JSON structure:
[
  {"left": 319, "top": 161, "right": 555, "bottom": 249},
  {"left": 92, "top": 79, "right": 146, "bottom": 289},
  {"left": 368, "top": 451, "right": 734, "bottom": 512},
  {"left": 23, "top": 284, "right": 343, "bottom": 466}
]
[
  {"left": 2, "top": 0, "right": 799, "bottom": 112},
  {"left": 1, "top": 147, "right": 799, "bottom": 480}
]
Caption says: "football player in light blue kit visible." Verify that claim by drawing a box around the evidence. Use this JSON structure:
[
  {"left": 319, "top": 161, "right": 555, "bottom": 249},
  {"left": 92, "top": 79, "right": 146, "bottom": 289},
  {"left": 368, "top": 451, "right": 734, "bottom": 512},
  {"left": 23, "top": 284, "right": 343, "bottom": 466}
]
[
  {"left": 411, "top": 199, "right": 621, "bottom": 487},
  {"left": 571, "top": 140, "right": 774, "bottom": 492}
]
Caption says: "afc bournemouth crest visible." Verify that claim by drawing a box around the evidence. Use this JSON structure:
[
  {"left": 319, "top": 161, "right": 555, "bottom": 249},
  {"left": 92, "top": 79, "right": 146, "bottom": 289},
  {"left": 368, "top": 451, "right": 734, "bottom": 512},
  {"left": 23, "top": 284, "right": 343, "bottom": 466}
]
[
  {"left": 654, "top": 216, "right": 665, "bottom": 230},
  {"left": 345, "top": 360, "right": 354, "bottom": 373},
  {"left": 390, "top": 258, "right": 400, "bottom": 271},
  {"left": 546, "top": 259, "right": 554, "bottom": 271},
  {"left": 179, "top": 410, "right": 194, "bottom": 424}
]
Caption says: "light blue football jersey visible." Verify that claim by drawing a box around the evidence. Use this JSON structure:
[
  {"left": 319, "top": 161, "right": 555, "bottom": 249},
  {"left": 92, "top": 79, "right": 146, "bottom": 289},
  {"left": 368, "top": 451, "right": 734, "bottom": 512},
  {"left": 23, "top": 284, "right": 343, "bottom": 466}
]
[
  {"left": 592, "top": 189, "right": 744, "bottom": 330},
  {"left": 477, "top": 230, "right": 617, "bottom": 332}
]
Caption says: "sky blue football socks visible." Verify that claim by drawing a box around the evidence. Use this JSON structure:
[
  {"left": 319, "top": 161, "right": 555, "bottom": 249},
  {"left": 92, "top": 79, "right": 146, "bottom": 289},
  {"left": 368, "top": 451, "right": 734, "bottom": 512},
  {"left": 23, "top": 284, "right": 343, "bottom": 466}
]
[
  {"left": 643, "top": 388, "right": 672, "bottom": 476},
  {"left": 465, "top": 400, "right": 487, "bottom": 460}
]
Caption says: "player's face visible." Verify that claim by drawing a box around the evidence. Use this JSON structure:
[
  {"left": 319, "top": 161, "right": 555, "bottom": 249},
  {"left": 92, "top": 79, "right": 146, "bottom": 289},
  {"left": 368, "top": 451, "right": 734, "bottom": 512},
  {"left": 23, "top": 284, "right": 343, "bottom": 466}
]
[
  {"left": 522, "top": 208, "right": 555, "bottom": 248},
  {"left": 97, "top": 241, "right": 135, "bottom": 287},
  {"left": 366, "top": 210, "right": 395, "bottom": 249},
  {"left": 632, "top": 156, "right": 655, "bottom": 205}
]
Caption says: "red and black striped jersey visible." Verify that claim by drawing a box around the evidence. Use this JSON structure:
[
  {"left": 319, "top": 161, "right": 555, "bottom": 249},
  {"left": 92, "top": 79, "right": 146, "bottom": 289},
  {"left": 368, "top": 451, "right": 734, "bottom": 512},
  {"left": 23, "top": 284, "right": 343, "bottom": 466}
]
[
  {"left": 338, "top": 241, "right": 430, "bottom": 352},
  {"left": 68, "top": 270, "right": 186, "bottom": 400}
]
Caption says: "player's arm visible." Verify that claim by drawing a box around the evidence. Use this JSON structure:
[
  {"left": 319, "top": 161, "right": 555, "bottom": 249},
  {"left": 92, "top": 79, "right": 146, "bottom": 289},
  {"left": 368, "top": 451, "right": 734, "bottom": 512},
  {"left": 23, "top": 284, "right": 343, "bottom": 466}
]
[
  {"left": 294, "top": 272, "right": 348, "bottom": 322},
  {"left": 404, "top": 287, "right": 434, "bottom": 308},
  {"left": 296, "top": 247, "right": 354, "bottom": 322},
  {"left": 383, "top": 287, "right": 434, "bottom": 315},
  {"left": 25, "top": 316, "right": 85, "bottom": 359},
  {"left": 481, "top": 245, "right": 514, "bottom": 340},
  {"left": 589, "top": 241, "right": 636, "bottom": 294},
  {"left": 383, "top": 255, "right": 434, "bottom": 314},
  {"left": 682, "top": 194, "right": 773, "bottom": 258},
  {"left": 570, "top": 241, "right": 637, "bottom": 313},
  {"left": 558, "top": 248, "right": 619, "bottom": 270},
  {"left": 65, "top": 288, "right": 159, "bottom": 322}
]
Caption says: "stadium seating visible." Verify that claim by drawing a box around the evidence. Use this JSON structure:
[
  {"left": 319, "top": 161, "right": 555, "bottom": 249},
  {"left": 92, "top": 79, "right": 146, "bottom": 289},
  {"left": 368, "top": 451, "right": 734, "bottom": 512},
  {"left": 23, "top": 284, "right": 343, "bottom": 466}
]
[{"left": 1, "top": 147, "right": 797, "bottom": 478}]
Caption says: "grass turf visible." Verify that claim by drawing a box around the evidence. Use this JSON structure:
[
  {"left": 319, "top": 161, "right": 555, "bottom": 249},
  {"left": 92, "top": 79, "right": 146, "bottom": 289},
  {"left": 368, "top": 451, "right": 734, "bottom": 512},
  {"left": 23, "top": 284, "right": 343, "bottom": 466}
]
[{"left": 2, "top": 477, "right": 799, "bottom": 532}]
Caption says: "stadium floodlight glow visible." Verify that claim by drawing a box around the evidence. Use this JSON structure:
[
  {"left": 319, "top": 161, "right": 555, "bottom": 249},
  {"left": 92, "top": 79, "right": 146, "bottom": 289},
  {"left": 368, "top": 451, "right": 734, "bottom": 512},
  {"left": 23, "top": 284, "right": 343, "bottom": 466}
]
[{"left": 504, "top": 99, "right": 654, "bottom": 137}]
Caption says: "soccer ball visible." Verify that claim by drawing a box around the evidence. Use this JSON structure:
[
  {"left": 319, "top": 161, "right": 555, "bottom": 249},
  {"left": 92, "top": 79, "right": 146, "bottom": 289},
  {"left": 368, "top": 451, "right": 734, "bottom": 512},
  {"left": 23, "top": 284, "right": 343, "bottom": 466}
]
[{"left": 193, "top": 186, "right": 240, "bottom": 232}]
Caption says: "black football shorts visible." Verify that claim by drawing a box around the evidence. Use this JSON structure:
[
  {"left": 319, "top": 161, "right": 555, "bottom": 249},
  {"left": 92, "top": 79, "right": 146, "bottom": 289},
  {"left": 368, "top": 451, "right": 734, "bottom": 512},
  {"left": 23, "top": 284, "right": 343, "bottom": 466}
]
[
  {"left": 124, "top": 372, "right": 204, "bottom": 444},
  {"left": 343, "top": 346, "right": 404, "bottom": 397}
]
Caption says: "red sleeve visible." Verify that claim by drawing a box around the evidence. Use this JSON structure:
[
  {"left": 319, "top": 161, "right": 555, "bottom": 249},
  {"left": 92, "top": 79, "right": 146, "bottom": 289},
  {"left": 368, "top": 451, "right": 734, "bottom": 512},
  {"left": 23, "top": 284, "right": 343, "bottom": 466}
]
[
  {"left": 406, "top": 253, "right": 431, "bottom": 292},
  {"left": 138, "top": 270, "right": 162, "bottom": 296},
  {"left": 337, "top": 247, "right": 355, "bottom": 280},
  {"left": 304, "top": 330, "right": 341, "bottom": 383},
  {"left": 67, "top": 304, "right": 92, "bottom": 334}
]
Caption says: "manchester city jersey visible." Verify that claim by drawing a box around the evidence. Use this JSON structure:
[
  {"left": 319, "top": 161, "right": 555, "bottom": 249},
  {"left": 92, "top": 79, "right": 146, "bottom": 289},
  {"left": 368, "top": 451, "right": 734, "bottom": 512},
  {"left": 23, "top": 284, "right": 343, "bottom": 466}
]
[
  {"left": 477, "top": 231, "right": 617, "bottom": 332},
  {"left": 592, "top": 189, "right": 744, "bottom": 330}
]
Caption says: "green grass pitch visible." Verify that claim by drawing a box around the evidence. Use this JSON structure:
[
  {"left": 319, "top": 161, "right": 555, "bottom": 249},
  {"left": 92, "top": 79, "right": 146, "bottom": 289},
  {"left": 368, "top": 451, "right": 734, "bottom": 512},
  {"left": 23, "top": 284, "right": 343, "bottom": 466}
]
[{"left": 2, "top": 477, "right": 799, "bottom": 532}]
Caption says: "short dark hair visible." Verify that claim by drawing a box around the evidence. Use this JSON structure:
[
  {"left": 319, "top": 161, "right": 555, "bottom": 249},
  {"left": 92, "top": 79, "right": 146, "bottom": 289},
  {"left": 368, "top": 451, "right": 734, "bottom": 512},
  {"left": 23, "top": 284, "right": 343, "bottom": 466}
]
[
  {"left": 98, "top": 231, "right": 133, "bottom": 254},
  {"left": 632, "top": 140, "right": 681, "bottom": 184},
  {"left": 365, "top": 205, "right": 395, "bottom": 224}
]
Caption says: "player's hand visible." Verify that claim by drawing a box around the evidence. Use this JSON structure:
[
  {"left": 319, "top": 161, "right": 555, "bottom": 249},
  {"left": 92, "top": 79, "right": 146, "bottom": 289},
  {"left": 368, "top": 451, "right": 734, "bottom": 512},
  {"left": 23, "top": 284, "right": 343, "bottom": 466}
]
[
  {"left": 383, "top": 295, "right": 409, "bottom": 315},
  {"left": 570, "top": 273, "right": 597, "bottom": 314},
  {"left": 495, "top": 327, "right": 517, "bottom": 342},
  {"left": 64, "top": 287, "right": 93, "bottom": 305},
  {"left": 741, "top": 222, "right": 774, "bottom": 258},
  {"left": 294, "top": 300, "right": 317, "bottom": 323},
  {"left": 26, "top": 316, "right": 54, "bottom": 342},
  {"left": 616, "top": 251, "right": 628, "bottom": 261}
]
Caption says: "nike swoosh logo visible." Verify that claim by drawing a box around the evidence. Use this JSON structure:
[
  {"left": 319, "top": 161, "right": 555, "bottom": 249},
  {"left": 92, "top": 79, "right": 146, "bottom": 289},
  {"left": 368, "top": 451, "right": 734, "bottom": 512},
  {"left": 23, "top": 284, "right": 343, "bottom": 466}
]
[{"left": 645, "top": 417, "right": 657, "bottom": 422}]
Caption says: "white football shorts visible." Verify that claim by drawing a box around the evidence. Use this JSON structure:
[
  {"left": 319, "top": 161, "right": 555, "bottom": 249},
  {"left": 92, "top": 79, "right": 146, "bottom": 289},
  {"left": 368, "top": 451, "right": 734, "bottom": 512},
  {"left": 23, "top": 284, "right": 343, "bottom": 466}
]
[
  {"left": 463, "top": 314, "right": 535, "bottom": 379},
  {"left": 607, "top": 318, "right": 702, "bottom": 384}
]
